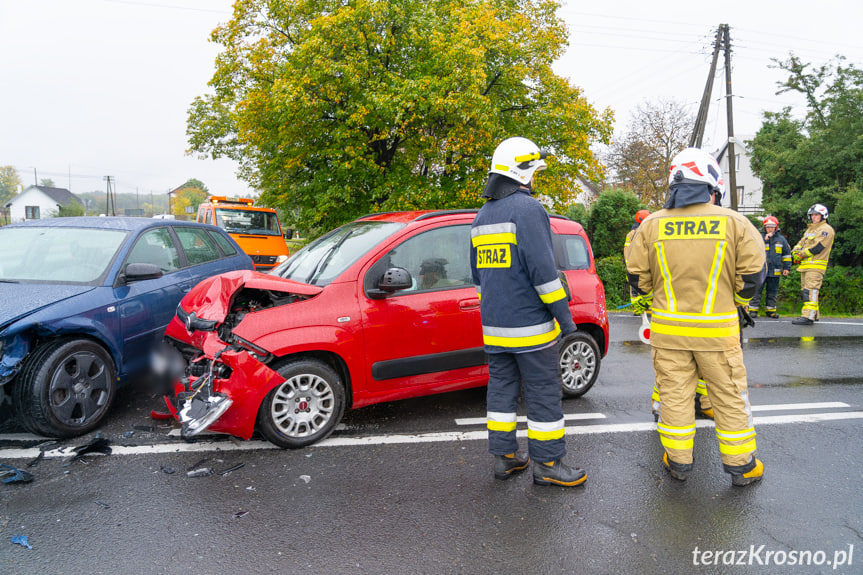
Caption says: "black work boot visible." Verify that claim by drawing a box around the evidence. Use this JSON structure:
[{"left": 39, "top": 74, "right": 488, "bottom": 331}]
[
  {"left": 663, "top": 452, "right": 693, "bottom": 481},
  {"left": 493, "top": 452, "right": 530, "bottom": 480},
  {"left": 533, "top": 460, "right": 586, "bottom": 487}
]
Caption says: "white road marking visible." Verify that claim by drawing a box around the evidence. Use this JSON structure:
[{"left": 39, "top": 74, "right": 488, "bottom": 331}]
[
  {"left": 454, "top": 412, "right": 606, "bottom": 426},
  {"left": 1, "top": 410, "right": 861, "bottom": 460},
  {"left": 751, "top": 401, "right": 849, "bottom": 412}
]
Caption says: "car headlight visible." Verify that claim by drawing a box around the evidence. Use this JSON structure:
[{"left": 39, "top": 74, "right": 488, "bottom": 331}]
[{"left": 276, "top": 254, "right": 289, "bottom": 263}]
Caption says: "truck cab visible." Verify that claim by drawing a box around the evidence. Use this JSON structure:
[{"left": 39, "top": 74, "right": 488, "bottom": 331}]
[{"left": 196, "top": 196, "right": 291, "bottom": 272}]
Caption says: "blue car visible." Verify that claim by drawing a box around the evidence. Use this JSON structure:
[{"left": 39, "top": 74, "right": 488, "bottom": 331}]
[{"left": 0, "top": 217, "right": 254, "bottom": 437}]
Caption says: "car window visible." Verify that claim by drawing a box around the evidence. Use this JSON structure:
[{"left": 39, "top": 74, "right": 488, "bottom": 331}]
[
  {"left": 208, "top": 230, "right": 238, "bottom": 256},
  {"left": 554, "top": 234, "right": 591, "bottom": 270},
  {"left": 273, "top": 221, "right": 404, "bottom": 286},
  {"left": 0, "top": 227, "right": 126, "bottom": 283},
  {"left": 375, "top": 224, "right": 473, "bottom": 293},
  {"left": 174, "top": 227, "right": 223, "bottom": 266},
  {"left": 215, "top": 208, "right": 281, "bottom": 236},
  {"left": 125, "top": 228, "right": 180, "bottom": 273}
]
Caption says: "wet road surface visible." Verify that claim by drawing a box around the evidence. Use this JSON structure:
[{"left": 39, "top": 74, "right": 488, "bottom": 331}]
[{"left": 1, "top": 314, "right": 862, "bottom": 574}]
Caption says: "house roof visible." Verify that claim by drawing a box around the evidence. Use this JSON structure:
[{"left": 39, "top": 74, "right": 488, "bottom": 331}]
[
  {"left": 30, "top": 186, "right": 84, "bottom": 206},
  {"left": 715, "top": 135, "right": 754, "bottom": 163}
]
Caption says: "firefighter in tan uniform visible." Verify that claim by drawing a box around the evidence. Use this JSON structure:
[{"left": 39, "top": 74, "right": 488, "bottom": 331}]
[
  {"left": 791, "top": 203, "right": 834, "bottom": 325},
  {"left": 626, "top": 147, "right": 767, "bottom": 486}
]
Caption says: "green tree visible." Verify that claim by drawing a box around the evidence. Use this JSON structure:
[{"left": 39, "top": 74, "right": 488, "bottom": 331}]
[
  {"left": 171, "top": 181, "right": 209, "bottom": 218},
  {"left": 39, "top": 178, "right": 56, "bottom": 188},
  {"left": 605, "top": 99, "right": 692, "bottom": 209},
  {"left": 1, "top": 165, "right": 22, "bottom": 206},
  {"left": 586, "top": 188, "right": 644, "bottom": 259},
  {"left": 56, "top": 200, "right": 85, "bottom": 217},
  {"left": 187, "top": 0, "right": 612, "bottom": 235},
  {"left": 750, "top": 54, "right": 863, "bottom": 266}
]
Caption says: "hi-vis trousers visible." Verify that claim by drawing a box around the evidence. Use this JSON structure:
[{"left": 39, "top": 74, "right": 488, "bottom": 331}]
[
  {"left": 800, "top": 270, "right": 824, "bottom": 320},
  {"left": 486, "top": 345, "right": 566, "bottom": 464},
  {"left": 653, "top": 346, "right": 757, "bottom": 473}
]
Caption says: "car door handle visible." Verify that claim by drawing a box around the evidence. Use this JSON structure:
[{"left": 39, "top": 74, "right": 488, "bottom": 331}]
[{"left": 459, "top": 298, "right": 480, "bottom": 311}]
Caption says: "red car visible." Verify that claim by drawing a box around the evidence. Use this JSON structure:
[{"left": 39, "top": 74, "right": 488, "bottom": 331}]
[{"left": 162, "top": 210, "right": 609, "bottom": 447}]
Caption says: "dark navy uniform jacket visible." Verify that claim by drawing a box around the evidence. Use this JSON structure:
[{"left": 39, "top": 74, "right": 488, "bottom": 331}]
[{"left": 470, "top": 188, "right": 576, "bottom": 354}]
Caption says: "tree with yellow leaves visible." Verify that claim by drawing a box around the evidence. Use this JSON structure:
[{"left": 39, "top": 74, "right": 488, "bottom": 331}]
[{"left": 187, "top": 0, "right": 612, "bottom": 235}]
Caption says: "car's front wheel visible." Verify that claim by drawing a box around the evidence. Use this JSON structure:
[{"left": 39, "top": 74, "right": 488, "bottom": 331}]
[
  {"left": 13, "top": 339, "right": 117, "bottom": 437},
  {"left": 559, "top": 332, "right": 600, "bottom": 398},
  {"left": 257, "top": 358, "right": 346, "bottom": 448}
]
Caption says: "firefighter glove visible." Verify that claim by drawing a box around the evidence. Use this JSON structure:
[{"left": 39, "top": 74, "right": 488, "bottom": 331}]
[
  {"left": 631, "top": 294, "right": 652, "bottom": 315},
  {"left": 738, "top": 305, "right": 755, "bottom": 329},
  {"left": 792, "top": 251, "right": 803, "bottom": 264}
]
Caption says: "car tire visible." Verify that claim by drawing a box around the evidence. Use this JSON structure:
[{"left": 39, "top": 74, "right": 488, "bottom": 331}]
[
  {"left": 257, "top": 358, "right": 346, "bottom": 448},
  {"left": 559, "top": 332, "right": 600, "bottom": 398},
  {"left": 12, "top": 339, "right": 117, "bottom": 437}
]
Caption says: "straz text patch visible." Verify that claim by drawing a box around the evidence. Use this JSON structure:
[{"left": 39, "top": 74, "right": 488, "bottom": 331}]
[
  {"left": 659, "top": 217, "right": 727, "bottom": 240},
  {"left": 476, "top": 244, "right": 511, "bottom": 268}
]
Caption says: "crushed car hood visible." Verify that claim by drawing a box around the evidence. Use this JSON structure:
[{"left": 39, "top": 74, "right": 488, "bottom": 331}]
[
  {"left": 179, "top": 270, "right": 322, "bottom": 323},
  {"left": 0, "top": 283, "right": 95, "bottom": 330}
]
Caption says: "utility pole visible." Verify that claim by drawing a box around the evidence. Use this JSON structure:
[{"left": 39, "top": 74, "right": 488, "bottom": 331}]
[
  {"left": 104, "top": 176, "right": 116, "bottom": 216},
  {"left": 722, "top": 24, "right": 739, "bottom": 211},
  {"left": 689, "top": 27, "right": 723, "bottom": 148}
]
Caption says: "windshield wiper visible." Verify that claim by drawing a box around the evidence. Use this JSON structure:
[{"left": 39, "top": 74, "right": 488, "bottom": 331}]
[{"left": 304, "top": 230, "right": 353, "bottom": 285}]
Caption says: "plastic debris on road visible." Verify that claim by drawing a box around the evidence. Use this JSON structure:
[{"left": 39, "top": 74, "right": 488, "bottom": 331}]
[
  {"left": 11, "top": 534, "right": 32, "bottom": 549},
  {"left": 65, "top": 437, "right": 112, "bottom": 464},
  {"left": 0, "top": 463, "right": 34, "bottom": 484}
]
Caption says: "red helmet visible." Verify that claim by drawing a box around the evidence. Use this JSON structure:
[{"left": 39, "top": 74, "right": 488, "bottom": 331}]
[
  {"left": 763, "top": 215, "right": 779, "bottom": 229},
  {"left": 635, "top": 209, "right": 651, "bottom": 224}
]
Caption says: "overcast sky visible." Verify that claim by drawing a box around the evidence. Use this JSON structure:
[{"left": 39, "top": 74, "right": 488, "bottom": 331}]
[{"left": 2, "top": 0, "right": 861, "bottom": 200}]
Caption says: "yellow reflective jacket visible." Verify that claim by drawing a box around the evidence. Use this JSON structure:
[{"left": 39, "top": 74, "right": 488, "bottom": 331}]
[
  {"left": 793, "top": 220, "right": 834, "bottom": 272},
  {"left": 625, "top": 203, "right": 766, "bottom": 351}
]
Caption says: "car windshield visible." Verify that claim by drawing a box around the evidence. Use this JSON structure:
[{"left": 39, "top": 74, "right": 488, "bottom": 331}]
[
  {"left": 0, "top": 227, "right": 128, "bottom": 283},
  {"left": 271, "top": 220, "right": 404, "bottom": 286},
  {"left": 215, "top": 208, "right": 281, "bottom": 236}
]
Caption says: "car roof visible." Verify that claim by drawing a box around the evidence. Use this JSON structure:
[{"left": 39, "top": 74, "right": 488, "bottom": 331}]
[
  {"left": 3, "top": 216, "right": 219, "bottom": 232},
  {"left": 356, "top": 209, "right": 584, "bottom": 233}
]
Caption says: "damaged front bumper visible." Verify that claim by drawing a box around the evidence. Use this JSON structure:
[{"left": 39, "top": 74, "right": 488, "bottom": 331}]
[{"left": 163, "top": 340, "right": 286, "bottom": 440}]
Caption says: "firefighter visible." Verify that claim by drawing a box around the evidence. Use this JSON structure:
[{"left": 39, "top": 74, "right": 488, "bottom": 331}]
[
  {"left": 791, "top": 204, "right": 835, "bottom": 325},
  {"left": 624, "top": 210, "right": 651, "bottom": 261},
  {"left": 750, "top": 215, "right": 792, "bottom": 318},
  {"left": 626, "top": 147, "right": 767, "bottom": 486},
  {"left": 470, "top": 137, "right": 585, "bottom": 487}
]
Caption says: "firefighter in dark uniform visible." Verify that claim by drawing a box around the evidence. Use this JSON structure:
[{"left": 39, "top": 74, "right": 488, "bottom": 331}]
[
  {"left": 626, "top": 147, "right": 767, "bottom": 486},
  {"left": 470, "top": 137, "right": 585, "bottom": 487},
  {"left": 749, "top": 215, "right": 792, "bottom": 318}
]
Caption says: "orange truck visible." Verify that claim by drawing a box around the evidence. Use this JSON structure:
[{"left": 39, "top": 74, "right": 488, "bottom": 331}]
[{"left": 196, "top": 196, "right": 291, "bottom": 272}]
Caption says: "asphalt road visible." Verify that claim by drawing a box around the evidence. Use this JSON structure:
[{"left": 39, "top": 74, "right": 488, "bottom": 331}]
[{"left": 2, "top": 314, "right": 862, "bottom": 574}]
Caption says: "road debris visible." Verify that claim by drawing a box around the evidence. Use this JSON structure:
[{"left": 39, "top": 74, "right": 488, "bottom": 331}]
[
  {"left": 0, "top": 463, "right": 34, "bottom": 484},
  {"left": 11, "top": 534, "right": 32, "bottom": 549}
]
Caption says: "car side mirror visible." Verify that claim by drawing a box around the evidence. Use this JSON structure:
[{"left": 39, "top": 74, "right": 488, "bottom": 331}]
[
  {"left": 367, "top": 267, "right": 412, "bottom": 299},
  {"left": 122, "top": 262, "right": 163, "bottom": 284}
]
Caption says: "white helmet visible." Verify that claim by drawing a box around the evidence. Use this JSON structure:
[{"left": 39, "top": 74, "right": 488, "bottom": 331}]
[
  {"left": 489, "top": 137, "right": 548, "bottom": 185},
  {"left": 808, "top": 203, "right": 829, "bottom": 220},
  {"left": 668, "top": 147, "right": 721, "bottom": 188}
]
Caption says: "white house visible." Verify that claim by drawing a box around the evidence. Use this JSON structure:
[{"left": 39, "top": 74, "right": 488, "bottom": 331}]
[
  {"left": 4, "top": 186, "right": 83, "bottom": 221},
  {"left": 715, "top": 136, "right": 764, "bottom": 214}
]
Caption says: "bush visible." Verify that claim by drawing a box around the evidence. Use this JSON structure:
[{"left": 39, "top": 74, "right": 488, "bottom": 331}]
[
  {"left": 587, "top": 189, "right": 645, "bottom": 259},
  {"left": 775, "top": 265, "right": 863, "bottom": 316},
  {"left": 595, "top": 255, "right": 629, "bottom": 309}
]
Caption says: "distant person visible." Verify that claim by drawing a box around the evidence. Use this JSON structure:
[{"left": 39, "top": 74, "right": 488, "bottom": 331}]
[
  {"left": 749, "top": 215, "right": 791, "bottom": 318},
  {"left": 791, "top": 204, "right": 835, "bottom": 325}
]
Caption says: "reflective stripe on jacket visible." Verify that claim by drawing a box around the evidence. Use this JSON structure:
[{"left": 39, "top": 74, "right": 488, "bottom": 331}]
[{"left": 794, "top": 220, "right": 834, "bottom": 272}]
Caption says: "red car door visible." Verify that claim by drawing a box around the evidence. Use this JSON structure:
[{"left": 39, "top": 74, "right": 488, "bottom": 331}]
[{"left": 358, "top": 222, "right": 486, "bottom": 395}]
